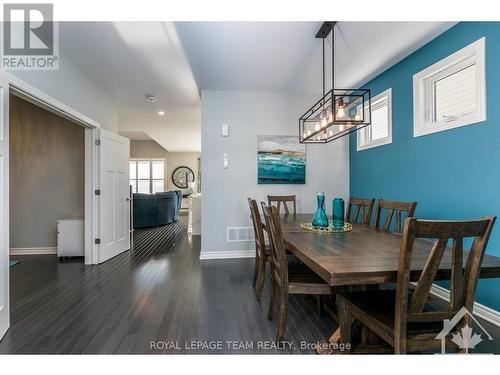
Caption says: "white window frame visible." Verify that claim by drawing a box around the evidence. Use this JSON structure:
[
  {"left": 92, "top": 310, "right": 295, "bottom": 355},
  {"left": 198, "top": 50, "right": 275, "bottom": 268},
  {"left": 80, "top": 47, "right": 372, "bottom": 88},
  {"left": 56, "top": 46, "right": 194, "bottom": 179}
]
[
  {"left": 357, "top": 88, "right": 392, "bottom": 151},
  {"left": 413, "top": 37, "right": 486, "bottom": 138},
  {"left": 130, "top": 159, "right": 165, "bottom": 194}
]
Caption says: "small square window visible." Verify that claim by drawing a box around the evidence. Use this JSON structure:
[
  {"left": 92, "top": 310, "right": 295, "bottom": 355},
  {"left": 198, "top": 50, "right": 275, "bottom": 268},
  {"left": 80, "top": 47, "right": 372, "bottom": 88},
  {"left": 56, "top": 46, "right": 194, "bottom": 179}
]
[
  {"left": 357, "top": 88, "right": 392, "bottom": 151},
  {"left": 413, "top": 37, "right": 486, "bottom": 137}
]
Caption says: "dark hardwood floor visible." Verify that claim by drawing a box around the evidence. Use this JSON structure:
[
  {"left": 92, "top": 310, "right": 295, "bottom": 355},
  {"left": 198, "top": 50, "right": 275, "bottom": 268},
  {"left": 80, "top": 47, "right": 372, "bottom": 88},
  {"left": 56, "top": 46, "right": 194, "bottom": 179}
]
[
  {"left": 1, "top": 214, "right": 499, "bottom": 354},
  {"left": 0, "top": 216, "right": 335, "bottom": 354}
]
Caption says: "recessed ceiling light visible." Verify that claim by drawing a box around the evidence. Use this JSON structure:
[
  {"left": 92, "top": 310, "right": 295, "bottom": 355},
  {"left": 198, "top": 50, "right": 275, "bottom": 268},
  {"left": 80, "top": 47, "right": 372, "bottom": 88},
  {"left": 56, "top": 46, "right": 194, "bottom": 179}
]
[
  {"left": 158, "top": 110, "right": 165, "bottom": 116},
  {"left": 145, "top": 95, "right": 157, "bottom": 103}
]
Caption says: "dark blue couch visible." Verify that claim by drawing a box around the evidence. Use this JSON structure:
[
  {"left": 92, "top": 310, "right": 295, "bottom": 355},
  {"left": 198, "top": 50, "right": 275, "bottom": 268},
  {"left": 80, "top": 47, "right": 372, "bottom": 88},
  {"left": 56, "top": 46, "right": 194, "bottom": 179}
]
[{"left": 133, "top": 191, "right": 183, "bottom": 228}]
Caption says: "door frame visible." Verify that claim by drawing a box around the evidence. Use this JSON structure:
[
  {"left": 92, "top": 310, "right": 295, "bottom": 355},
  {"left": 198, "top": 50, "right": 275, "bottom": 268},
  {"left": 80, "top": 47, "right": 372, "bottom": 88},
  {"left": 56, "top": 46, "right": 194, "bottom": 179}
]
[{"left": 1, "top": 71, "right": 101, "bottom": 265}]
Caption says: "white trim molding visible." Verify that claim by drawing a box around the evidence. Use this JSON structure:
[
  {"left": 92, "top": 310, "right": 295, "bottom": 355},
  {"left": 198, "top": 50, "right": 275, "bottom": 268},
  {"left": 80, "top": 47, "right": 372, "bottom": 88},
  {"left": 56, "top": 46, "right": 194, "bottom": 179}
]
[
  {"left": 0, "top": 70, "right": 101, "bottom": 266},
  {"left": 413, "top": 37, "right": 486, "bottom": 137},
  {"left": 10, "top": 247, "right": 57, "bottom": 255},
  {"left": 430, "top": 283, "right": 500, "bottom": 327},
  {"left": 200, "top": 250, "right": 255, "bottom": 260},
  {"left": 357, "top": 88, "right": 392, "bottom": 151}
]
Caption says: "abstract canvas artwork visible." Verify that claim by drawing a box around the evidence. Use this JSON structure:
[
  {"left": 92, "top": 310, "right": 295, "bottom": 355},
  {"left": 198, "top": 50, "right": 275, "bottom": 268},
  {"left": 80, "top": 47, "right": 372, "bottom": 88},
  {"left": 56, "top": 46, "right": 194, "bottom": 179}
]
[{"left": 257, "top": 135, "right": 306, "bottom": 184}]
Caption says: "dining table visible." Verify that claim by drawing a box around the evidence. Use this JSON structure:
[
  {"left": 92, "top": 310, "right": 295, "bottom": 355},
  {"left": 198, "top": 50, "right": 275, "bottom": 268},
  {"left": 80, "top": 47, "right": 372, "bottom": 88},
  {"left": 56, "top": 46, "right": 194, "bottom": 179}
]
[{"left": 266, "top": 214, "right": 500, "bottom": 353}]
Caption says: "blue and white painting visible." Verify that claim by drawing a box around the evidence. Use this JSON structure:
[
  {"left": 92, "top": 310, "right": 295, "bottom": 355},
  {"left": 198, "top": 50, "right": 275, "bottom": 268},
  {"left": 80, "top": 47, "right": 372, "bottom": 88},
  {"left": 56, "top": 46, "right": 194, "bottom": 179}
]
[{"left": 257, "top": 135, "right": 306, "bottom": 184}]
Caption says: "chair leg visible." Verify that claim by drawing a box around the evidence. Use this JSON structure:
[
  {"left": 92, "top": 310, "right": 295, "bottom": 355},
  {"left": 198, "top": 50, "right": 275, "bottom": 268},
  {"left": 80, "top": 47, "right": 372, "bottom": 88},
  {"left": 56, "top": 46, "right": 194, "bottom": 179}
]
[
  {"left": 276, "top": 290, "right": 288, "bottom": 342},
  {"left": 256, "top": 257, "right": 266, "bottom": 302},
  {"left": 267, "top": 277, "right": 276, "bottom": 321},
  {"left": 252, "top": 254, "right": 259, "bottom": 287},
  {"left": 338, "top": 296, "right": 352, "bottom": 354}
]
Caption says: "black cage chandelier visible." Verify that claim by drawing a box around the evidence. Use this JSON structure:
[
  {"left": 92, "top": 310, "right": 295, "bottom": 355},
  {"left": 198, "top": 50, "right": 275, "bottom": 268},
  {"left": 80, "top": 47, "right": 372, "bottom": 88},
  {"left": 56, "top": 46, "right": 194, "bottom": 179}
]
[{"left": 299, "top": 22, "right": 371, "bottom": 143}]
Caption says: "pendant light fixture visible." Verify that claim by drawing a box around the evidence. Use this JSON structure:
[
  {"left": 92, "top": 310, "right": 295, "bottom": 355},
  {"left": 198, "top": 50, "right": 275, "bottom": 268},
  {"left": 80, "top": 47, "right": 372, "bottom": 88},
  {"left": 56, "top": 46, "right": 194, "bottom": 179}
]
[{"left": 299, "top": 22, "right": 371, "bottom": 143}]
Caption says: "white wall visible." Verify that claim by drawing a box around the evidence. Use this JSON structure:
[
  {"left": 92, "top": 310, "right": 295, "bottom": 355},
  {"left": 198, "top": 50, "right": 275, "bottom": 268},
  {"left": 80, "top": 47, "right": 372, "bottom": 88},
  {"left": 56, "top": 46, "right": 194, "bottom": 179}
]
[
  {"left": 201, "top": 90, "right": 349, "bottom": 256},
  {"left": 7, "top": 52, "right": 119, "bottom": 132}
]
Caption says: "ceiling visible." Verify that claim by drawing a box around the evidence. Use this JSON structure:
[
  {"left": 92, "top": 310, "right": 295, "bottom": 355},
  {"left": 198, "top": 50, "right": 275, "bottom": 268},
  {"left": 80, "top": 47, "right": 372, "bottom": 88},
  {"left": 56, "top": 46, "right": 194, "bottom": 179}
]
[
  {"left": 60, "top": 22, "right": 201, "bottom": 152},
  {"left": 175, "top": 22, "right": 457, "bottom": 93},
  {"left": 59, "top": 22, "right": 457, "bottom": 153},
  {"left": 118, "top": 131, "right": 152, "bottom": 141}
]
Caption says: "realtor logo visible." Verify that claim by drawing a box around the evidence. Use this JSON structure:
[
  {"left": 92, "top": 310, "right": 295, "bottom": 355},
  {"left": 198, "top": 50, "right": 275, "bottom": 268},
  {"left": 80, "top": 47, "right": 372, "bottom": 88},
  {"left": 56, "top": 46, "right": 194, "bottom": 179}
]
[
  {"left": 1, "top": 3, "right": 59, "bottom": 69},
  {"left": 435, "top": 307, "right": 493, "bottom": 354}
]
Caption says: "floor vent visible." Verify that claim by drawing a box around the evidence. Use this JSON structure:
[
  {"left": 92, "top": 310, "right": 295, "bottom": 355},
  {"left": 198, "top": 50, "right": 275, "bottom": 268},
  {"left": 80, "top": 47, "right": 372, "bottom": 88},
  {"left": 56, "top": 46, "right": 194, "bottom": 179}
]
[{"left": 226, "top": 227, "right": 255, "bottom": 242}]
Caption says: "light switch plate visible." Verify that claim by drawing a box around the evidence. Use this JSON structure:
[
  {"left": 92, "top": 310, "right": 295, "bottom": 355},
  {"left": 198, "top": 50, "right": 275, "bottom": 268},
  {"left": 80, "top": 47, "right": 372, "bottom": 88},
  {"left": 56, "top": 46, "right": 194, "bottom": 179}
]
[
  {"left": 223, "top": 152, "right": 229, "bottom": 168},
  {"left": 221, "top": 124, "right": 229, "bottom": 137}
]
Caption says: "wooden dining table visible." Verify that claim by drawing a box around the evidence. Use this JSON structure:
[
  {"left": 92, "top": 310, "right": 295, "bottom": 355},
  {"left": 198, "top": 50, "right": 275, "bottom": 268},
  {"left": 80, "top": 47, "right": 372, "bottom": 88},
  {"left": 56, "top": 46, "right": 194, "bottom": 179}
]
[{"left": 269, "top": 214, "right": 500, "bottom": 353}]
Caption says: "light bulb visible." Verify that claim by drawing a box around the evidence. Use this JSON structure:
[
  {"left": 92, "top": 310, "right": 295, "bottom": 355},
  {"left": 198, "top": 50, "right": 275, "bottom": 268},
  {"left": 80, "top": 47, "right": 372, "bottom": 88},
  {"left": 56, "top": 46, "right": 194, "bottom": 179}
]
[
  {"left": 355, "top": 114, "right": 361, "bottom": 121},
  {"left": 321, "top": 117, "right": 327, "bottom": 128},
  {"left": 315, "top": 122, "right": 320, "bottom": 131},
  {"left": 328, "top": 129, "right": 334, "bottom": 137},
  {"left": 307, "top": 130, "right": 312, "bottom": 136},
  {"left": 339, "top": 124, "right": 344, "bottom": 132},
  {"left": 328, "top": 111, "right": 333, "bottom": 123},
  {"left": 337, "top": 98, "right": 346, "bottom": 119}
]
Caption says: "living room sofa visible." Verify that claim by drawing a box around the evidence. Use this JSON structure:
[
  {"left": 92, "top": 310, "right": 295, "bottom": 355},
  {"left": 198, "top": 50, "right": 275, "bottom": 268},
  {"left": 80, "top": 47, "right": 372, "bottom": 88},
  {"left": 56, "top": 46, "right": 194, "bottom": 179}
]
[{"left": 133, "top": 191, "right": 183, "bottom": 228}]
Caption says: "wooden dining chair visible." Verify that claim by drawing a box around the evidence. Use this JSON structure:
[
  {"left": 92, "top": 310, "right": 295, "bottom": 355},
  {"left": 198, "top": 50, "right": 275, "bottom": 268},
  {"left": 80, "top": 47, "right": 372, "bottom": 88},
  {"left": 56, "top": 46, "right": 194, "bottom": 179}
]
[
  {"left": 267, "top": 195, "right": 296, "bottom": 215},
  {"left": 374, "top": 199, "right": 417, "bottom": 233},
  {"left": 248, "top": 198, "right": 270, "bottom": 301},
  {"left": 346, "top": 197, "right": 375, "bottom": 225},
  {"left": 261, "top": 203, "right": 332, "bottom": 342},
  {"left": 337, "top": 216, "right": 496, "bottom": 354}
]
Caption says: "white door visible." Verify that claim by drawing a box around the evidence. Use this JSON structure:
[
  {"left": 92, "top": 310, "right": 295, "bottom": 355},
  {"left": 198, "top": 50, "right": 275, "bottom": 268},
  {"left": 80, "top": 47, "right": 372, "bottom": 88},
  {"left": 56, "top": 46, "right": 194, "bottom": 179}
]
[
  {"left": 98, "top": 129, "right": 130, "bottom": 263},
  {"left": 0, "top": 75, "right": 9, "bottom": 340}
]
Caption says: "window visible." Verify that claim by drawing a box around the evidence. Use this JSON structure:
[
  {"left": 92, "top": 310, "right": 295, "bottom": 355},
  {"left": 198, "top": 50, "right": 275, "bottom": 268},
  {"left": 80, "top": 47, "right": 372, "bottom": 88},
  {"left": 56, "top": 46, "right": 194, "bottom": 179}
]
[
  {"left": 357, "top": 88, "right": 392, "bottom": 151},
  {"left": 129, "top": 159, "right": 165, "bottom": 194},
  {"left": 413, "top": 37, "right": 486, "bottom": 137}
]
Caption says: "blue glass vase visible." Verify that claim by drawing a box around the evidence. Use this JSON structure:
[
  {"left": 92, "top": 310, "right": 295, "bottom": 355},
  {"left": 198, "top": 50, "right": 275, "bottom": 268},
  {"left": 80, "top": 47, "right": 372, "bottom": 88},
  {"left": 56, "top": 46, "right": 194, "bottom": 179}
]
[
  {"left": 332, "top": 198, "right": 345, "bottom": 228},
  {"left": 312, "top": 192, "right": 329, "bottom": 228}
]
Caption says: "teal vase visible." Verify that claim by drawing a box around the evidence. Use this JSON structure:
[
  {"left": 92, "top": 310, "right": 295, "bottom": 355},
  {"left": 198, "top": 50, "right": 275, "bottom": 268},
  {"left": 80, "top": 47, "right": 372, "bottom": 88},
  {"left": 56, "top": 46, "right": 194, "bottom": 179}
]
[
  {"left": 312, "top": 192, "right": 329, "bottom": 228},
  {"left": 332, "top": 198, "right": 345, "bottom": 228}
]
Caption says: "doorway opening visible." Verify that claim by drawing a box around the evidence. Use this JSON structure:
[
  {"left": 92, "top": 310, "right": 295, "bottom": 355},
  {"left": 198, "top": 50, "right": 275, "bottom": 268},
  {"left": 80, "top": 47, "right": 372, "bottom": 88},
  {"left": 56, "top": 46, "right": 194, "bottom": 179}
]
[{"left": 9, "top": 93, "right": 86, "bottom": 263}]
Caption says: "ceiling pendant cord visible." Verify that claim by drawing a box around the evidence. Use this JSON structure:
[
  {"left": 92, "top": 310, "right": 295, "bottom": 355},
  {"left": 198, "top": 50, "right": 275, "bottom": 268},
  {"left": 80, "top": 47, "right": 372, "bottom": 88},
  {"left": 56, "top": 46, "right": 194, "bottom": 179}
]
[
  {"left": 331, "top": 25, "right": 334, "bottom": 92},
  {"left": 322, "top": 38, "right": 325, "bottom": 109},
  {"left": 331, "top": 24, "right": 336, "bottom": 120}
]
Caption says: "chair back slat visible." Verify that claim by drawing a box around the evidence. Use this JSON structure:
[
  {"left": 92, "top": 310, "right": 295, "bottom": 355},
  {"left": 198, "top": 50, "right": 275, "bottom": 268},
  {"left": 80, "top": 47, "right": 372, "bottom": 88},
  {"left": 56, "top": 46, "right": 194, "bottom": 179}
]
[
  {"left": 396, "top": 217, "right": 496, "bottom": 330},
  {"left": 450, "top": 238, "right": 464, "bottom": 311},
  {"left": 375, "top": 199, "right": 417, "bottom": 233},
  {"left": 261, "top": 203, "right": 289, "bottom": 284},
  {"left": 346, "top": 197, "right": 375, "bottom": 225},
  {"left": 409, "top": 238, "right": 448, "bottom": 313},
  {"left": 247, "top": 198, "right": 266, "bottom": 260},
  {"left": 267, "top": 195, "right": 296, "bottom": 215}
]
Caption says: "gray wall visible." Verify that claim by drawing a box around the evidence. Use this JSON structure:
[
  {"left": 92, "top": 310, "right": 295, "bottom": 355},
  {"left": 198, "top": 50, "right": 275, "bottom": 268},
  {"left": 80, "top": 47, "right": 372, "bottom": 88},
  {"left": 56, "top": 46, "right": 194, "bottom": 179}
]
[
  {"left": 201, "top": 90, "right": 349, "bottom": 256},
  {"left": 130, "top": 140, "right": 200, "bottom": 193},
  {"left": 9, "top": 95, "right": 85, "bottom": 249}
]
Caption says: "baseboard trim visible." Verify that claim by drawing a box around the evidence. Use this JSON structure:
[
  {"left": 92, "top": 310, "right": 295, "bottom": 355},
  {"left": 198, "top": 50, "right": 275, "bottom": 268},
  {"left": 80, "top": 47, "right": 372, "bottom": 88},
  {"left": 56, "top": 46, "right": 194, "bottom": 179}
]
[
  {"left": 10, "top": 247, "right": 57, "bottom": 255},
  {"left": 429, "top": 284, "right": 500, "bottom": 327},
  {"left": 200, "top": 250, "right": 255, "bottom": 260}
]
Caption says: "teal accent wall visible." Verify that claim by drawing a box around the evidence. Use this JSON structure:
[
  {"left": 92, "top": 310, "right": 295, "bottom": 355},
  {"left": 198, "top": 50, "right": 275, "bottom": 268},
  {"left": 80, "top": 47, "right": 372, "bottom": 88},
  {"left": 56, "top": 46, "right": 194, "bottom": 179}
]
[{"left": 349, "top": 22, "right": 500, "bottom": 311}]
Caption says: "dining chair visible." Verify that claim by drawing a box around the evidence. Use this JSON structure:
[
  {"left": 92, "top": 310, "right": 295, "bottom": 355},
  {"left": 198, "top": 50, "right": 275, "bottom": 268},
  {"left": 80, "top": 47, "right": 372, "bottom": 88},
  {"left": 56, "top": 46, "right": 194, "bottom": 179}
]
[
  {"left": 346, "top": 197, "right": 375, "bottom": 225},
  {"left": 261, "top": 203, "right": 332, "bottom": 342},
  {"left": 267, "top": 195, "right": 296, "bottom": 215},
  {"left": 374, "top": 199, "right": 417, "bottom": 233},
  {"left": 337, "top": 216, "right": 496, "bottom": 354},
  {"left": 248, "top": 198, "right": 269, "bottom": 301}
]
